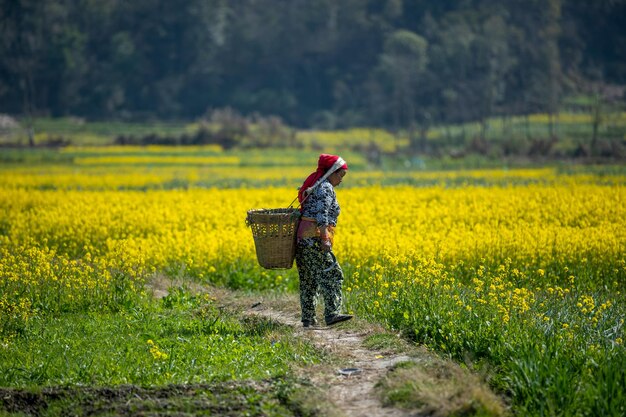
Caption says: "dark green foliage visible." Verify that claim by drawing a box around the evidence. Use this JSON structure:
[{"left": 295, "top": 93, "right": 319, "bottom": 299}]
[{"left": 1, "top": 0, "right": 625, "bottom": 130}]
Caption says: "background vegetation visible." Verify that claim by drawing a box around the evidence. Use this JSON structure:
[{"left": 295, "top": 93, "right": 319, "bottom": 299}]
[
  {"left": 2, "top": 110, "right": 625, "bottom": 166},
  {"left": 1, "top": 0, "right": 625, "bottom": 153}
]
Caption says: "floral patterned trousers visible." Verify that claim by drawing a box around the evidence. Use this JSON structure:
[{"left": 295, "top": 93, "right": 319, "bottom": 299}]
[{"left": 295, "top": 239, "right": 344, "bottom": 323}]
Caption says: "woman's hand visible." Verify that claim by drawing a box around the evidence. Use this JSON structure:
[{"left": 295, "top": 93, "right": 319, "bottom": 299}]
[{"left": 320, "top": 226, "right": 332, "bottom": 252}]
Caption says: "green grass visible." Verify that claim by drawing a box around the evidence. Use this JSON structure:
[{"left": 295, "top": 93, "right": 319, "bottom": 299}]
[
  {"left": 362, "top": 332, "right": 410, "bottom": 355},
  {"left": 0, "top": 286, "right": 321, "bottom": 388},
  {"left": 32, "top": 117, "right": 194, "bottom": 142},
  {"left": 0, "top": 281, "right": 328, "bottom": 416},
  {"left": 0, "top": 148, "right": 75, "bottom": 165},
  {"left": 377, "top": 360, "right": 507, "bottom": 416}
]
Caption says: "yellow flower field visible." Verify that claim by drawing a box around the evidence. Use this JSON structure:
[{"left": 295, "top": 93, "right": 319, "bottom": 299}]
[
  {"left": 1, "top": 172, "right": 624, "bottom": 327},
  {"left": 0, "top": 158, "right": 624, "bottom": 415},
  {"left": 2, "top": 178, "right": 623, "bottom": 276}
]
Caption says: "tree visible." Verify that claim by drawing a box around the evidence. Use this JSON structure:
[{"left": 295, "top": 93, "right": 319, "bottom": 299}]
[
  {"left": 0, "top": 0, "right": 625, "bottom": 133},
  {"left": 508, "top": 0, "right": 563, "bottom": 127},
  {"left": 474, "top": 12, "right": 515, "bottom": 139},
  {"left": 372, "top": 30, "right": 428, "bottom": 150},
  {"left": 0, "top": 0, "right": 48, "bottom": 144}
]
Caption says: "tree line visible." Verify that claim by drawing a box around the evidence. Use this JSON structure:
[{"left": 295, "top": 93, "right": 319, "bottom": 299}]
[{"left": 1, "top": 0, "right": 625, "bottom": 133}]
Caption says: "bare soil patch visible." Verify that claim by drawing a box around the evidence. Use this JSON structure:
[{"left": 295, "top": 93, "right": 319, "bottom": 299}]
[{"left": 0, "top": 381, "right": 288, "bottom": 417}]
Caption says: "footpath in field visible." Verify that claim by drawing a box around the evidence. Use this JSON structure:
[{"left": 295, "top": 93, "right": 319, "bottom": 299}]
[
  {"left": 153, "top": 281, "right": 506, "bottom": 417},
  {"left": 152, "top": 280, "right": 417, "bottom": 416},
  {"left": 245, "top": 298, "right": 412, "bottom": 417},
  {"left": 236, "top": 291, "right": 506, "bottom": 417}
]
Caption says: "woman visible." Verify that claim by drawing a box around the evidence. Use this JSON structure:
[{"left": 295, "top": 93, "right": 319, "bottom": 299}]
[{"left": 296, "top": 154, "right": 353, "bottom": 328}]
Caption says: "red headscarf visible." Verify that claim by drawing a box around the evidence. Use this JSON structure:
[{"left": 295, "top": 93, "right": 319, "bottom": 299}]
[{"left": 298, "top": 154, "right": 348, "bottom": 205}]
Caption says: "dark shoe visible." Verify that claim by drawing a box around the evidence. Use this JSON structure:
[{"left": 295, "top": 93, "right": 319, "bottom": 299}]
[
  {"left": 302, "top": 319, "right": 318, "bottom": 328},
  {"left": 325, "top": 314, "right": 353, "bottom": 326}
]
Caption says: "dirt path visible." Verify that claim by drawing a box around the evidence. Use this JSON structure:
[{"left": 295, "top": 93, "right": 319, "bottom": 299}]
[
  {"left": 151, "top": 278, "right": 505, "bottom": 417},
  {"left": 153, "top": 277, "right": 418, "bottom": 416},
  {"left": 245, "top": 300, "right": 415, "bottom": 417}
]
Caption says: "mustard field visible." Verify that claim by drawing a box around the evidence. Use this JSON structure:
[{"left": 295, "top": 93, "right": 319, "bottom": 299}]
[{"left": 0, "top": 148, "right": 625, "bottom": 416}]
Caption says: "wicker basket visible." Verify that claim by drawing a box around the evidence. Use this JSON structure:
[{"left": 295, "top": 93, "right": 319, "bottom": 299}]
[{"left": 246, "top": 208, "right": 301, "bottom": 269}]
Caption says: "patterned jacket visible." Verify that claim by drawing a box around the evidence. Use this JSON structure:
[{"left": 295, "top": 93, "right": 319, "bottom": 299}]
[{"left": 301, "top": 180, "right": 340, "bottom": 227}]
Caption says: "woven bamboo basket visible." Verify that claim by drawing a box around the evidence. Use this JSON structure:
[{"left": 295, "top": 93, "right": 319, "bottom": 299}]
[{"left": 246, "top": 208, "right": 301, "bottom": 269}]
